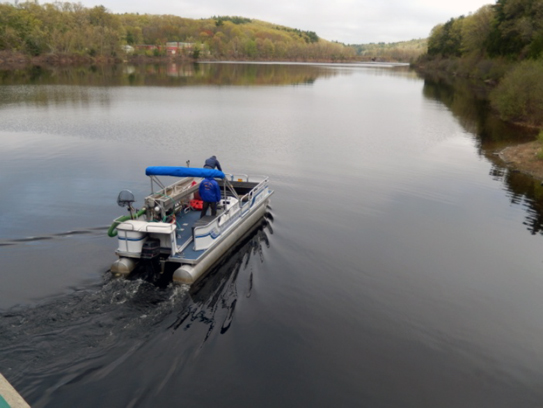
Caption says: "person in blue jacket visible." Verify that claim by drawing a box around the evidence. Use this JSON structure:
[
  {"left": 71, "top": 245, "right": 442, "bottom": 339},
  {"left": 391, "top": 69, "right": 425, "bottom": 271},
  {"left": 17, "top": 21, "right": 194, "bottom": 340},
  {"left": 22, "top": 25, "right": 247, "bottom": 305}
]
[
  {"left": 203, "top": 155, "right": 222, "bottom": 172},
  {"left": 199, "top": 176, "right": 221, "bottom": 218}
]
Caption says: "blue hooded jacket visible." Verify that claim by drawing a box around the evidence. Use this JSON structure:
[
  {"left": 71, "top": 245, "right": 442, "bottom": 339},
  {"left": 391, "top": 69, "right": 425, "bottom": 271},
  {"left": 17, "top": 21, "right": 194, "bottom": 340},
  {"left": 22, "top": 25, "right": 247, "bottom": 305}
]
[
  {"left": 203, "top": 156, "right": 222, "bottom": 171},
  {"left": 199, "top": 177, "right": 221, "bottom": 203}
]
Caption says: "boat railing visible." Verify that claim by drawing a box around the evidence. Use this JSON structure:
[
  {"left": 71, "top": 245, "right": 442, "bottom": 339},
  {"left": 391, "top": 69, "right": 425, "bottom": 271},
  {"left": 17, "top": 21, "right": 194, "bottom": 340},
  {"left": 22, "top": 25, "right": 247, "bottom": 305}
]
[
  {"left": 218, "top": 197, "right": 241, "bottom": 227},
  {"left": 193, "top": 175, "right": 269, "bottom": 250},
  {"left": 239, "top": 177, "right": 269, "bottom": 209},
  {"left": 226, "top": 173, "right": 269, "bottom": 183},
  {"left": 193, "top": 197, "right": 243, "bottom": 251},
  {"left": 195, "top": 196, "right": 240, "bottom": 230},
  {"left": 228, "top": 173, "right": 249, "bottom": 182}
]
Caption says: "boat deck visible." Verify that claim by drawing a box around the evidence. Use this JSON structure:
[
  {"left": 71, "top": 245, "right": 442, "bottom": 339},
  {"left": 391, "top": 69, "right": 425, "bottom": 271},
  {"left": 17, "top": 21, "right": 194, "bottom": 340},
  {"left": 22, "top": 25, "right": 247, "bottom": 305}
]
[
  {"left": 171, "top": 207, "right": 225, "bottom": 263},
  {"left": 170, "top": 209, "right": 202, "bottom": 262},
  {"left": 174, "top": 209, "right": 199, "bottom": 246}
]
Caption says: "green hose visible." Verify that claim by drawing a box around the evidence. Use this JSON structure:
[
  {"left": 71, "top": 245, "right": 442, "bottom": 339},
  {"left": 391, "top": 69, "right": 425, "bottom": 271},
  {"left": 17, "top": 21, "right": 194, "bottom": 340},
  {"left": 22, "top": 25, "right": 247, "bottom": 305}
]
[{"left": 107, "top": 208, "right": 147, "bottom": 237}]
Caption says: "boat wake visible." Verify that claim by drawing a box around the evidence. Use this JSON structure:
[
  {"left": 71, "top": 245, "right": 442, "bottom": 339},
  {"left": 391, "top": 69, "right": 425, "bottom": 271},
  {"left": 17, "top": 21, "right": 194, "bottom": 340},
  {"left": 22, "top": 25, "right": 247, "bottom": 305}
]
[
  {"left": 0, "top": 227, "right": 109, "bottom": 247},
  {"left": 0, "top": 214, "right": 273, "bottom": 407}
]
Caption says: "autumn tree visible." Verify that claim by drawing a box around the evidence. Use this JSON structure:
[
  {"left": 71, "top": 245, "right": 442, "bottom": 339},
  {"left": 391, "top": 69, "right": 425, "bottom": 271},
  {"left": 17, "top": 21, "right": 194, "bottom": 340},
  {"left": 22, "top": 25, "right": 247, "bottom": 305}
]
[{"left": 461, "top": 5, "right": 494, "bottom": 56}]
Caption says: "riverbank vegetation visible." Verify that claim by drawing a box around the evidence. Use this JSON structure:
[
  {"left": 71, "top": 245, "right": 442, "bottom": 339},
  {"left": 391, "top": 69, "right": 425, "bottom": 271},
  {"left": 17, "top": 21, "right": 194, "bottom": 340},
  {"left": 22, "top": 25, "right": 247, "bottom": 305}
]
[
  {"left": 415, "top": 0, "right": 543, "bottom": 128},
  {"left": 0, "top": 1, "right": 432, "bottom": 67},
  {"left": 351, "top": 39, "right": 427, "bottom": 62},
  {"left": 0, "top": 2, "right": 356, "bottom": 64}
]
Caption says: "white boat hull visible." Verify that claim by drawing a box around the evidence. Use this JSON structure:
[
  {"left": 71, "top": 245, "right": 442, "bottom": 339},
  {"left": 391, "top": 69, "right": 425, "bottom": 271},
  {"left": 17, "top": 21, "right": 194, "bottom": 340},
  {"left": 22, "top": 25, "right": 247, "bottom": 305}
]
[
  {"left": 172, "top": 198, "right": 269, "bottom": 284},
  {"left": 109, "top": 168, "right": 273, "bottom": 285}
]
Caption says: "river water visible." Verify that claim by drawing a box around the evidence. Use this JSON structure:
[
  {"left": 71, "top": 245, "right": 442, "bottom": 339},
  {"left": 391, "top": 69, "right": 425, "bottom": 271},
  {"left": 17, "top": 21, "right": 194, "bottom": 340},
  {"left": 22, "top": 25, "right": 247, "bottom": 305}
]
[{"left": 1, "top": 62, "right": 543, "bottom": 407}]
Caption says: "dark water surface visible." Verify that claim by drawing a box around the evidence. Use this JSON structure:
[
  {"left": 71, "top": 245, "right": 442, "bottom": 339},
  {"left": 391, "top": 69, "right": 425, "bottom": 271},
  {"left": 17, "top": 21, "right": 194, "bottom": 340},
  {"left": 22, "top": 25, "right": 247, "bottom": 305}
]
[{"left": 1, "top": 62, "right": 543, "bottom": 407}]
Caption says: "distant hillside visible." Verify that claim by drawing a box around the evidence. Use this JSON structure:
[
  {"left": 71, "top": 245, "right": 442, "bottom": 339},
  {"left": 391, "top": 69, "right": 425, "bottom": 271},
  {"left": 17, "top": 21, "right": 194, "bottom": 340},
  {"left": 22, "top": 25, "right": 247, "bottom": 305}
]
[
  {"left": 351, "top": 39, "right": 427, "bottom": 62},
  {"left": 0, "top": 2, "right": 356, "bottom": 63}
]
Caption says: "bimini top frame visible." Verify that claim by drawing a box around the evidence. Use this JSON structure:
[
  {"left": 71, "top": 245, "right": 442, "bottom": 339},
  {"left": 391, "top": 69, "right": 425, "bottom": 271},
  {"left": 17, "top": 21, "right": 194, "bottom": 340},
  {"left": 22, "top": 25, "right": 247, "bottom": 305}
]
[{"left": 144, "top": 166, "right": 240, "bottom": 220}]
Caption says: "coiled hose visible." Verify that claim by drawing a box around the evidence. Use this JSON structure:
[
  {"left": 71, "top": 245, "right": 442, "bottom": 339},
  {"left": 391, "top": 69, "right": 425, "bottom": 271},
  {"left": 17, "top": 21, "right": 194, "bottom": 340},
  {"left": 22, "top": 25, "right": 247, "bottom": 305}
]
[{"left": 107, "top": 208, "right": 147, "bottom": 237}]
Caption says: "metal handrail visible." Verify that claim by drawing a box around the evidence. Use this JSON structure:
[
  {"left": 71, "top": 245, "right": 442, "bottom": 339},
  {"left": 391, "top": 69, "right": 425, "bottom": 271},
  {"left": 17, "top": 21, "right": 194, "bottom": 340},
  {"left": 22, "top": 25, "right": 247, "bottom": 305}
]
[
  {"left": 239, "top": 178, "right": 268, "bottom": 208},
  {"left": 228, "top": 173, "right": 249, "bottom": 182},
  {"left": 226, "top": 173, "right": 269, "bottom": 183}
]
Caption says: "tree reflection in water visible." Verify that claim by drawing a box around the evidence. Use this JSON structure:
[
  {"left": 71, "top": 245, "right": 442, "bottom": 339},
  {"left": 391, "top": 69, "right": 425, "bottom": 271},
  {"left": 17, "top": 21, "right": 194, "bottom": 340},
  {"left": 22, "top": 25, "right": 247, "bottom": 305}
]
[{"left": 422, "top": 75, "right": 543, "bottom": 235}]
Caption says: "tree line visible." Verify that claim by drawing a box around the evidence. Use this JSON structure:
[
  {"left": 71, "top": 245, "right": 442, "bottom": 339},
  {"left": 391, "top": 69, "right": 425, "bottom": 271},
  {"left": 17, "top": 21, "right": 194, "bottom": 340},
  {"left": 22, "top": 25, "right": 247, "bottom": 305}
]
[
  {"left": 352, "top": 39, "right": 427, "bottom": 62},
  {"left": 426, "top": 1, "right": 543, "bottom": 60},
  {"left": 419, "top": 0, "right": 543, "bottom": 128},
  {"left": 0, "top": 2, "right": 355, "bottom": 61}
]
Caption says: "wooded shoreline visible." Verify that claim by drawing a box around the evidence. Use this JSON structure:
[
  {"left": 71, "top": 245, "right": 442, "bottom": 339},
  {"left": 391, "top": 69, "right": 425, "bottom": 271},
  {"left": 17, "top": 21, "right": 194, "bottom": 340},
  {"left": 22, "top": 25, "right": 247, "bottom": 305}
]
[{"left": 0, "top": 50, "right": 366, "bottom": 70}]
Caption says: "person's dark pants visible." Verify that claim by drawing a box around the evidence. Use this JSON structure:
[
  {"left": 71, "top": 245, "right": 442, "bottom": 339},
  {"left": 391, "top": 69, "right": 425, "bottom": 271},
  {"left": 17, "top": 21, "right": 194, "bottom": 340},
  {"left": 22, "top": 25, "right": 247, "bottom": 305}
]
[{"left": 201, "top": 201, "right": 217, "bottom": 218}]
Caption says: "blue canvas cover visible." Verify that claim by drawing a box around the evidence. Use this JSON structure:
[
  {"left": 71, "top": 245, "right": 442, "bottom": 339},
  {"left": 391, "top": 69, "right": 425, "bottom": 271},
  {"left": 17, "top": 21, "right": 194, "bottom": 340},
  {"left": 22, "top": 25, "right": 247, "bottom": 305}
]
[{"left": 145, "top": 166, "right": 225, "bottom": 179}]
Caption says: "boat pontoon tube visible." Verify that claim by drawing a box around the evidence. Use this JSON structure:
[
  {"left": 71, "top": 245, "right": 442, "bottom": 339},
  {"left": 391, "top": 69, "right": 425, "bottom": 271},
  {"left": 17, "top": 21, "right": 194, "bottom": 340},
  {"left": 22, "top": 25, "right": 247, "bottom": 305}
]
[{"left": 110, "top": 257, "right": 137, "bottom": 276}]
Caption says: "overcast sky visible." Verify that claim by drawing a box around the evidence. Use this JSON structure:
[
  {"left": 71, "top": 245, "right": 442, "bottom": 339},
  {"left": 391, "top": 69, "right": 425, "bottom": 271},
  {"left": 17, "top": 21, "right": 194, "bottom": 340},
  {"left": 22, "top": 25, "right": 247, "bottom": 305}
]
[{"left": 74, "top": 0, "right": 493, "bottom": 44}]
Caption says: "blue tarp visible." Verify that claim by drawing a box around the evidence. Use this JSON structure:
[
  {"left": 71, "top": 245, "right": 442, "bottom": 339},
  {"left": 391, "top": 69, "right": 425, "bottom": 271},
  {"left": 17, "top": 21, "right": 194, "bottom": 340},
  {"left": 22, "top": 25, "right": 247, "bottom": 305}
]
[{"left": 145, "top": 166, "right": 225, "bottom": 179}]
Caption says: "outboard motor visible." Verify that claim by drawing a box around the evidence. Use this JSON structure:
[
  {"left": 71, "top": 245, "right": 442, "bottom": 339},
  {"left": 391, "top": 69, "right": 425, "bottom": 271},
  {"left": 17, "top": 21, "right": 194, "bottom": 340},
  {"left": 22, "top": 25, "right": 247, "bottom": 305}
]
[
  {"left": 130, "top": 238, "right": 162, "bottom": 283},
  {"left": 117, "top": 189, "right": 136, "bottom": 218},
  {"left": 141, "top": 238, "right": 161, "bottom": 283},
  {"left": 141, "top": 238, "right": 160, "bottom": 260}
]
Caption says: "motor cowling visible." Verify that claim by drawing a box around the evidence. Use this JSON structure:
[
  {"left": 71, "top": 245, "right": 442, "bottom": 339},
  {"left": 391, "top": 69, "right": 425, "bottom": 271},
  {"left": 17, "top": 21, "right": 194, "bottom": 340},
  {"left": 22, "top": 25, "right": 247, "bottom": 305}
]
[{"left": 141, "top": 238, "right": 160, "bottom": 259}]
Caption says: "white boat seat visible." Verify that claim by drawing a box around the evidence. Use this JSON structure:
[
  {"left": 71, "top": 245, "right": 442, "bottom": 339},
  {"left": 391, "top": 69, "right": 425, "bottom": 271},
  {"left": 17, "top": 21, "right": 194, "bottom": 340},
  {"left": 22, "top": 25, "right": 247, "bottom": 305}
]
[{"left": 118, "top": 220, "right": 175, "bottom": 234}]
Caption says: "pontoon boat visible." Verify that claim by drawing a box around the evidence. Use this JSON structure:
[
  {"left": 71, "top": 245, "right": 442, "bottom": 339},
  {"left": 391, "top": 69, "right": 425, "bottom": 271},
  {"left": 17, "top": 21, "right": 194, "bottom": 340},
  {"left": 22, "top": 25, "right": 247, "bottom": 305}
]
[{"left": 109, "top": 166, "right": 273, "bottom": 284}]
